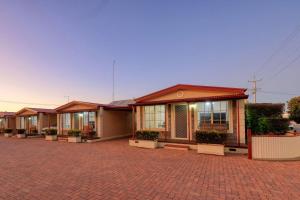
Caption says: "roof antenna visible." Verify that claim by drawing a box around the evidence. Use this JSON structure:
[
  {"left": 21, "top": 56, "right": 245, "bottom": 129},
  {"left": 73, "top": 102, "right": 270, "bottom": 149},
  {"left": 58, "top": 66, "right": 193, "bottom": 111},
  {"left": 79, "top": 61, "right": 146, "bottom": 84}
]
[
  {"left": 64, "top": 96, "right": 70, "bottom": 103},
  {"left": 112, "top": 60, "right": 116, "bottom": 101}
]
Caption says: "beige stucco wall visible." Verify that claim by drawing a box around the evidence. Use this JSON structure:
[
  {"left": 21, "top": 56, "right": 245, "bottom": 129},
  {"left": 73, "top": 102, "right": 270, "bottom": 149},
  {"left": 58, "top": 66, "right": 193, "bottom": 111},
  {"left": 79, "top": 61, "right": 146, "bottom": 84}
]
[{"left": 101, "top": 110, "right": 132, "bottom": 138}]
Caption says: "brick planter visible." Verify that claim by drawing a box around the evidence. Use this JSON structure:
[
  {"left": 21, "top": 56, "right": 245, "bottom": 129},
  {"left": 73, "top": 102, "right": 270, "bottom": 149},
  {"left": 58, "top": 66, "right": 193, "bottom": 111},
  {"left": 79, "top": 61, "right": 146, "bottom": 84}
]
[
  {"left": 197, "top": 144, "right": 224, "bottom": 156},
  {"left": 17, "top": 134, "right": 26, "bottom": 139},
  {"left": 4, "top": 133, "right": 13, "bottom": 137},
  {"left": 68, "top": 136, "right": 81, "bottom": 143},
  {"left": 129, "top": 139, "right": 158, "bottom": 149},
  {"left": 45, "top": 135, "right": 57, "bottom": 141}
]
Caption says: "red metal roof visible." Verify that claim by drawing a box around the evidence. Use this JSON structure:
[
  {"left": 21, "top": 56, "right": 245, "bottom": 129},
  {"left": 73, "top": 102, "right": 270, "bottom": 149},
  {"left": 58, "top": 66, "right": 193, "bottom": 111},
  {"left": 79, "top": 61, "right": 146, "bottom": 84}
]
[
  {"left": 55, "top": 101, "right": 105, "bottom": 112},
  {"left": 135, "top": 84, "right": 247, "bottom": 103},
  {"left": 0, "top": 112, "right": 16, "bottom": 118},
  {"left": 16, "top": 107, "right": 56, "bottom": 115}
]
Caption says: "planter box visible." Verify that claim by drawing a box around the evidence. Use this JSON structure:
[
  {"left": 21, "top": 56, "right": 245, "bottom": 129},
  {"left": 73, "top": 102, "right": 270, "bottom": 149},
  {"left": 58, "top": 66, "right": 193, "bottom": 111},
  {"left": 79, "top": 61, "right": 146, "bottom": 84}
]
[
  {"left": 45, "top": 135, "right": 57, "bottom": 141},
  {"left": 4, "top": 133, "right": 13, "bottom": 137},
  {"left": 17, "top": 134, "right": 26, "bottom": 139},
  {"left": 129, "top": 139, "right": 158, "bottom": 149},
  {"left": 68, "top": 136, "right": 81, "bottom": 143},
  {"left": 197, "top": 144, "right": 225, "bottom": 156}
]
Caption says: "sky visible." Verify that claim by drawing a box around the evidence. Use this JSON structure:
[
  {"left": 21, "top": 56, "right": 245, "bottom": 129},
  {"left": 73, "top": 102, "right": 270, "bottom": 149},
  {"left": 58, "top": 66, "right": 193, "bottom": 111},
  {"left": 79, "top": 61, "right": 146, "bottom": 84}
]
[{"left": 0, "top": 0, "right": 300, "bottom": 111}]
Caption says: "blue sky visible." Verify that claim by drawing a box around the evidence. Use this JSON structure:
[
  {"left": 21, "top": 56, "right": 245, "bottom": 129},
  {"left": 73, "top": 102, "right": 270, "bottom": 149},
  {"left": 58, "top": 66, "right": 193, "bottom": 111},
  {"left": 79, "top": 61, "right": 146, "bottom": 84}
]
[{"left": 0, "top": 0, "right": 300, "bottom": 111}]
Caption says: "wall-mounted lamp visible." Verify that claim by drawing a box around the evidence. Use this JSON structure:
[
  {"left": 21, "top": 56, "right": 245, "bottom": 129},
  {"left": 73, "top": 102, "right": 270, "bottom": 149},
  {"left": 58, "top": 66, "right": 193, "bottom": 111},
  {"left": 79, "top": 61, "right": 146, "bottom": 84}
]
[{"left": 189, "top": 104, "right": 197, "bottom": 109}]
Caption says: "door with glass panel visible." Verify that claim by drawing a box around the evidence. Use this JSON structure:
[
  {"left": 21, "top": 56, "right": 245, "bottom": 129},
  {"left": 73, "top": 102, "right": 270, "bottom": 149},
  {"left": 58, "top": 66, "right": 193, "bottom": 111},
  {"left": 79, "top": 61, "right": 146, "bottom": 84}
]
[{"left": 174, "top": 104, "right": 188, "bottom": 139}]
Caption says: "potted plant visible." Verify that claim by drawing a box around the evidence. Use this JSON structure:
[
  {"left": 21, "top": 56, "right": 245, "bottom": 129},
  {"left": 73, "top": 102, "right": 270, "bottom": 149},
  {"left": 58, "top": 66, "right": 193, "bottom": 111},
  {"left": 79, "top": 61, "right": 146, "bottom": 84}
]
[
  {"left": 4, "top": 128, "right": 13, "bottom": 137},
  {"left": 129, "top": 130, "right": 159, "bottom": 149},
  {"left": 67, "top": 130, "right": 82, "bottom": 143},
  {"left": 45, "top": 129, "right": 58, "bottom": 141},
  {"left": 195, "top": 130, "right": 227, "bottom": 155},
  {"left": 16, "top": 129, "right": 26, "bottom": 138}
]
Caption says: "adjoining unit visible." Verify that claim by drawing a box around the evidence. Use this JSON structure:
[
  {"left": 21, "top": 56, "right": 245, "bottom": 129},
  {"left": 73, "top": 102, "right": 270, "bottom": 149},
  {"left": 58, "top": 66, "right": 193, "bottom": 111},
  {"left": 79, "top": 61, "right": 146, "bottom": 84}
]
[
  {"left": 0, "top": 112, "right": 16, "bottom": 133},
  {"left": 131, "top": 84, "right": 248, "bottom": 147},
  {"left": 55, "top": 100, "right": 133, "bottom": 140},
  {"left": 15, "top": 108, "right": 57, "bottom": 134}
]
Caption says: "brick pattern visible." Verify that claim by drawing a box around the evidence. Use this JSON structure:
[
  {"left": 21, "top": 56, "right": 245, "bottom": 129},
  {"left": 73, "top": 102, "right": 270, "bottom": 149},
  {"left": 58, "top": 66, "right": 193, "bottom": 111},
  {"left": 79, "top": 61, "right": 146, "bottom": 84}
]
[{"left": 0, "top": 137, "right": 299, "bottom": 200}]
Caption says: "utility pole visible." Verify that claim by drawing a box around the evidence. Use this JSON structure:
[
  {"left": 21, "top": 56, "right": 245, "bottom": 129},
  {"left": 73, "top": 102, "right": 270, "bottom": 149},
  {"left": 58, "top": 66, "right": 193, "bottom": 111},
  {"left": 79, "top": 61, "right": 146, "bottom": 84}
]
[
  {"left": 112, "top": 60, "right": 116, "bottom": 101},
  {"left": 248, "top": 74, "right": 262, "bottom": 103}
]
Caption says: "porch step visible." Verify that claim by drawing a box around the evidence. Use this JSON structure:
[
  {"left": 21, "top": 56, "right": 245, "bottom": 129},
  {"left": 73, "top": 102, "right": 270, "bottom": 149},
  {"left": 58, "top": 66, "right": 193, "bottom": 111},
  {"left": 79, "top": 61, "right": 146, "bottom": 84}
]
[{"left": 164, "top": 144, "right": 189, "bottom": 151}]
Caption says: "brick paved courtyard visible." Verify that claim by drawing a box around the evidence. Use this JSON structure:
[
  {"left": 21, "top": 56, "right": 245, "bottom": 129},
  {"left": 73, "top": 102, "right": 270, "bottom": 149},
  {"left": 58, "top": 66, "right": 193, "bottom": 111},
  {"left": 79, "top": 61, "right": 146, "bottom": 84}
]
[{"left": 0, "top": 136, "right": 299, "bottom": 200}]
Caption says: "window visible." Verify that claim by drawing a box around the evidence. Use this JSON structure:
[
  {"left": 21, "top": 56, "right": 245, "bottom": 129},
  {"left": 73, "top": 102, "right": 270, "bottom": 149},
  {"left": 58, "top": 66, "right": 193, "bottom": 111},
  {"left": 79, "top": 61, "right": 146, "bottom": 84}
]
[
  {"left": 212, "top": 101, "right": 228, "bottom": 125},
  {"left": 144, "top": 105, "right": 165, "bottom": 129},
  {"left": 197, "top": 101, "right": 228, "bottom": 128},
  {"left": 63, "top": 113, "right": 71, "bottom": 129},
  {"left": 83, "top": 112, "right": 96, "bottom": 130},
  {"left": 30, "top": 116, "right": 37, "bottom": 127}
]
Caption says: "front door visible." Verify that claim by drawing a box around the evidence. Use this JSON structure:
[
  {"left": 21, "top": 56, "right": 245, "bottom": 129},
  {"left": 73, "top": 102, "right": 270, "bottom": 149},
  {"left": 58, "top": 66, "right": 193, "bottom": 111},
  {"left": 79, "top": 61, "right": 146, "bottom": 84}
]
[{"left": 174, "top": 104, "right": 188, "bottom": 139}]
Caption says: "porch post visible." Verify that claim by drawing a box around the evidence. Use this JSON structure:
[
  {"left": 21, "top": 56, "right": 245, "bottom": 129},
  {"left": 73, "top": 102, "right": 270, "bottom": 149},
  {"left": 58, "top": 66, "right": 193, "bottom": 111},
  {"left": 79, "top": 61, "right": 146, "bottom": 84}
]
[
  {"left": 132, "top": 106, "right": 135, "bottom": 139},
  {"left": 48, "top": 114, "right": 50, "bottom": 130},
  {"left": 57, "top": 114, "right": 60, "bottom": 135},
  {"left": 38, "top": 113, "right": 43, "bottom": 134},
  {"left": 247, "top": 129, "right": 252, "bottom": 159},
  {"left": 187, "top": 102, "right": 191, "bottom": 142},
  {"left": 237, "top": 100, "right": 240, "bottom": 146}
]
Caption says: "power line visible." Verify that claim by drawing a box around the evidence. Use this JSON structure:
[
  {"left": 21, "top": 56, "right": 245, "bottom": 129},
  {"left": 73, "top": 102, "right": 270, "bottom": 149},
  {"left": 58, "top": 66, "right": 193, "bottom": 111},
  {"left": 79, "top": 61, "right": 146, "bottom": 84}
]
[
  {"left": 255, "top": 25, "right": 300, "bottom": 76},
  {"left": 262, "top": 51, "right": 300, "bottom": 84},
  {"left": 259, "top": 90, "right": 299, "bottom": 96},
  {"left": 0, "top": 99, "right": 59, "bottom": 107}
]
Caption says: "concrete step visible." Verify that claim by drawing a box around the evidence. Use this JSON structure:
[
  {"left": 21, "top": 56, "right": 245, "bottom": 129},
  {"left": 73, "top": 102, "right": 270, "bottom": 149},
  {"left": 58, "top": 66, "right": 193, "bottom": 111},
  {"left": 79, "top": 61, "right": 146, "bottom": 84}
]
[{"left": 164, "top": 144, "right": 189, "bottom": 151}]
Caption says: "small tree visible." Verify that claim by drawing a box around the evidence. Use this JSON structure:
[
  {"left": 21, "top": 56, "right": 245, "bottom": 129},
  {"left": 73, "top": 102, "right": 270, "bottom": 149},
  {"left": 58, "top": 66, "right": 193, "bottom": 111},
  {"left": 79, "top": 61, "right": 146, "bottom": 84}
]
[{"left": 288, "top": 96, "right": 300, "bottom": 123}]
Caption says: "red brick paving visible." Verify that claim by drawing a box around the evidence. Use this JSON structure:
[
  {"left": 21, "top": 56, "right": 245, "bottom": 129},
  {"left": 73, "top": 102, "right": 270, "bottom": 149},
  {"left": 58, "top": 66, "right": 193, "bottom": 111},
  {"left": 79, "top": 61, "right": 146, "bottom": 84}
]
[{"left": 0, "top": 136, "right": 299, "bottom": 200}]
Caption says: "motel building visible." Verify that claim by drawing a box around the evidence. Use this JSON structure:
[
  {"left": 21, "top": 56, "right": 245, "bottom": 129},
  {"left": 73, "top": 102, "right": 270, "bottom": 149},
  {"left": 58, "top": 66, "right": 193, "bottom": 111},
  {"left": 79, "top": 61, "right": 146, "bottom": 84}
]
[
  {"left": 0, "top": 112, "right": 16, "bottom": 133},
  {"left": 55, "top": 100, "right": 133, "bottom": 139},
  {"left": 131, "top": 84, "right": 248, "bottom": 147},
  {"left": 15, "top": 108, "right": 57, "bottom": 134}
]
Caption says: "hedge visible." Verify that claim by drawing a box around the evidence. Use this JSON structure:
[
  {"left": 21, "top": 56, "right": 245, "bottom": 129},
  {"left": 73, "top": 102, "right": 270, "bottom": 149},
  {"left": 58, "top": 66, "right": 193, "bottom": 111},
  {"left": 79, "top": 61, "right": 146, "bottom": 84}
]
[
  {"left": 4, "top": 129, "right": 13, "bottom": 133},
  {"left": 68, "top": 130, "right": 81, "bottom": 137},
  {"left": 135, "top": 131, "right": 159, "bottom": 141},
  {"left": 46, "top": 129, "right": 57, "bottom": 136},
  {"left": 195, "top": 131, "right": 227, "bottom": 144},
  {"left": 246, "top": 103, "right": 288, "bottom": 134},
  {"left": 17, "top": 129, "right": 26, "bottom": 134}
]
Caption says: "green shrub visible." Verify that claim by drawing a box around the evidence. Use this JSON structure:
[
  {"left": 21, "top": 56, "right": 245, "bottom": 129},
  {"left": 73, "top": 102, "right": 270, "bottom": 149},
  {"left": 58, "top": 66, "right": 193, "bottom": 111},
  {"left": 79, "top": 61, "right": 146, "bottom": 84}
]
[
  {"left": 135, "top": 130, "right": 159, "bottom": 141},
  {"left": 246, "top": 103, "right": 287, "bottom": 134},
  {"left": 195, "top": 131, "right": 227, "bottom": 144},
  {"left": 17, "top": 129, "right": 26, "bottom": 134},
  {"left": 257, "top": 117, "right": 271, "bottom": 134},
  {"left": 4, "top": 129, "right": 13, "bottom": 133},
  {"left": 68, "top": 130, "right": 81, "bottom": 137},
  {"left": 255, "top": 118, "right": 289, "bottom": 135},
  {"left": 268, "top": 118, "right": 289, "bottom": 135},
  {"left": 46, "top": 129, "right": 57, "bottom": 136}
]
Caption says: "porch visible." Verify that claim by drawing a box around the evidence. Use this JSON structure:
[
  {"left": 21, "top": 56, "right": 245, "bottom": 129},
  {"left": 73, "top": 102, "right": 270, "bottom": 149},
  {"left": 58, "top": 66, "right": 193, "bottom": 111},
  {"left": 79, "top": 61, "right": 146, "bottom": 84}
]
[
  {"left": 15, "top": 108, "right": 57, "bottom": 135},
  {"left": 57, "top": 111, "right": 97, "bottom": 138},
  {"left": 133, "top": 99, "right": 246, "bottom": 147}
]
